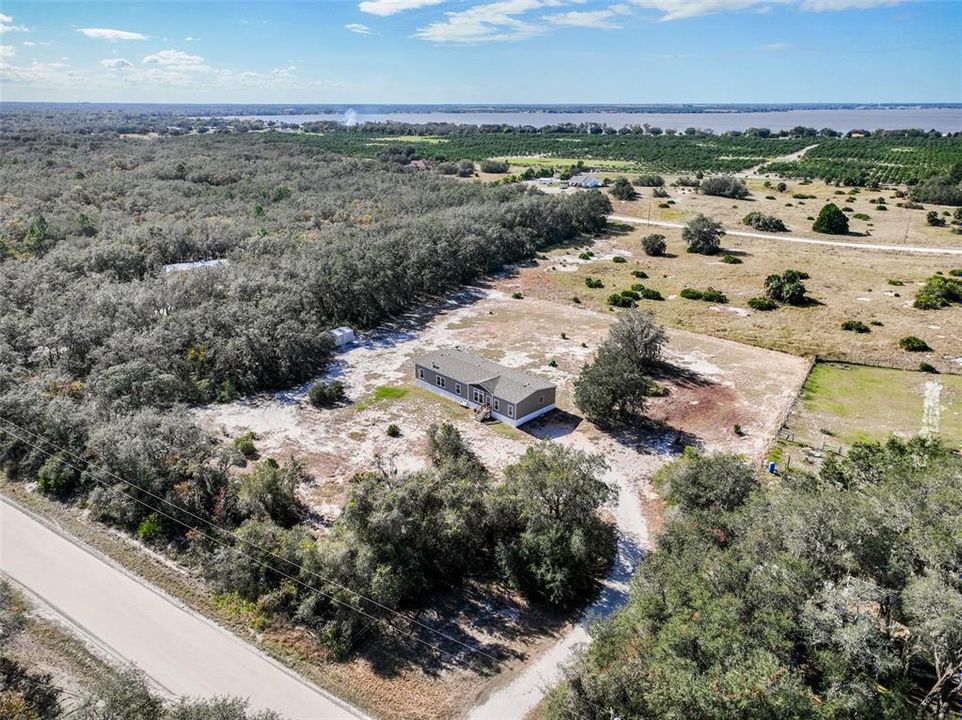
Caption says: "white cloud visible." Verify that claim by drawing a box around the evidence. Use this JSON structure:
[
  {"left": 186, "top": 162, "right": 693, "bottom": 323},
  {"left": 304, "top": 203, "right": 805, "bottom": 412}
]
[
  {"left": 142, "top": 49, "right": 205, "bottom": 68},
  {"left": 101, "top": 57, "right": 134, "bottom": 70},
  {"left": 359, "top": 0, "right": 444, "bottom": 16},
  {"left": 346, "top": 23, "right": 373, "bottom": 34},
  {"left": 628, "top": 0, "right": 902, "bottom": 20},
  {"left": 416, "top": 0, "right": 546, "bottom": 43},
  {"left": 77, "top": 27, "right": 147, "bottom": 41},
  {"left": 184, "top": 36, "right": 199, "bottom": 42},
  {"left": 0, "top": 45, "right": 14, "bottom": 59},
  {"left": 546, "top": 4, "right": 631, "bottom": 28},
  {"left": 0, "top": 13, "right": 28, "bottom": 34}
]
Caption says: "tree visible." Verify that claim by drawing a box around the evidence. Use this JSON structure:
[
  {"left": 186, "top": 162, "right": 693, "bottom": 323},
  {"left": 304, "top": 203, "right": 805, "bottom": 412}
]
[
  {"left": 812, "top": 203, "right": 849, "bottom": 234},
  {"left": 490, "top": 443, "right": 614, "bottom": 606},
  {"left": 682, "top": 214, "right": 725, "bottom": 255},
  {"left": 699, "top": 175, "right": 749, "bottom": 199},
  {"left": 764, "top": 269, "right": 810, "bottom": 306},
  {"left": 574, "top": 310, "right": 665, "bottom": 423},
  {"left": 610, "top": 177, "right": 637, "bottom": 200},
  {"left": 307, "top": 379, "right": 346, "bottom": 407},
  {"left": 642, "top": 233, "right": 666, "bottom": 256},
  {"left": 236, "top": 458, "right": 305, "bottom": 528}
]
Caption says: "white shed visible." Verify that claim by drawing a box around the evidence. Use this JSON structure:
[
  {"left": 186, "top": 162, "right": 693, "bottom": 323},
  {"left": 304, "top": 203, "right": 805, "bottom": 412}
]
[{"left": 328, "top": 326, "right": 355, "bottom": 348}]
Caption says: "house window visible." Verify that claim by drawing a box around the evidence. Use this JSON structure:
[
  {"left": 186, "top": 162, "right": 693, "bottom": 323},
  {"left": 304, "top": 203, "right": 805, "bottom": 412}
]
[
  {"left": 507, "top": 404, "right": 514, "bottom": 418},
  {"left": 493, "top": 399, "right": 500, "bottom": 412},
  {"left": 538, "top": 395, "right": 544, "bottom": 405},
  {"left": 436, "top": 376, "right": 446, "bottom": 389},
  {"left": 473, "top": 388, "right": 484, "bottom": 404},
  {"left": 455, "top": 383, "right": 462, "bottom": 395},
  {"left": 418, "top": 368, "right": 424, "bottom": 379}
]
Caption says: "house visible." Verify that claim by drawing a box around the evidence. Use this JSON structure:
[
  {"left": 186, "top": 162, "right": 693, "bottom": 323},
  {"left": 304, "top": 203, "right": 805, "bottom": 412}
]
[
  {"left": 569, "top": 175, "right": 601, "bottom": 188},
  {"left": 327, "top": 326, "right": 355, "bottom": 349},
  {"left": 414, "top": 348, "right": 556, "bottom": 427}
]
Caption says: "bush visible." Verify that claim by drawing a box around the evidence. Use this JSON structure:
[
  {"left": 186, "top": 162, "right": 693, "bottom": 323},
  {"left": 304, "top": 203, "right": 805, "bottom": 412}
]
[
  {"left": 436, "top": 162, "right": 458, "bottom": 175},
  {"left": 699, "top": 176, "right": 749, "bottom": 199},
  {"left": 919, "top": 362, "right": 938, "bottom": 373},
  {"left": 701, "top": 287, "right": 728, "bottom": 303},
  {"left": 612, "top": 255, "right": 627, "bottom": 264},
  {"left": 585, "top": 277, "right": 604, "bottom": 289},
  {"left": 765, "top": 270, "right": 810, "bottom": 306},
  {"left": 234, "top": 432, "right": 259, "bottom": 459},
  {"left": 633, "top": 174, "right": 664, "bottom": 187},
  {"left": 899, "top": 336, "right": 931, "bottom": 352},
  {"left": 620, "top": 289, "right": 641, "bottom": 300},
  {"left": 308, "top": 379, "right": 346, "bottom": 407},
  {"left": 642, "top": 234, "right": 667, "bottom": 256},
  {"left": 853, "top": 213, "right": 870, "bottom": 221},
  {"left": 680, "top": 288, "right": 703, "bottom": 300},
  {"left": 456, "top": 160, "right": 475, "bottom": 177},
  {"left": 722, "top": 254, "right": 742, "bottom": 264},
  {"left": 841, "top": 320, "right": 870, "bottom": 333},
  {"left": 914, "top": 275, "right": 962, "bottom": 309},
  {"left": 742, "top": 211, "right": 788, "bottom": 232},
  {"left": 610, "top": 177, "right": 637, "bottom": 200},
  {"left": 511, "top": 291, "right": 524, "bottom": 299},
  {"left": 639, "top": 287, "right": 663, "bottom": 301},
  {"left": 652, "top": 187, "right": 670, "bottom": 198},
  {"left": 926, "top": 210, "right": 946, "bottom": 227},
  {"left": 812, "top": 203, "right": 850, "bottom": 234},
  {"left": 747, "top": 296, "right": 778, "bottom": 311},
  {"left": 479, "top": 159, "right": 509, "bottom": 174},
  {"left": 682, "top": 214, "right": 725, "bottom": 255},
  {"left": 386, "top": 423, "right": 401, "bottom": 437},
  {"left": 607, "top": 293, "right": 636, "bottom": 308},
  {"left": 632, "top": 269, "right": 649, "bottom": 279}
]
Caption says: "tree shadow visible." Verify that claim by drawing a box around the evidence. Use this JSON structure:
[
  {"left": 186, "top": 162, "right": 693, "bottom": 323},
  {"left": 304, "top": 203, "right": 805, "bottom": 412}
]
[
  {"left": 650, "top": 360, "right": 716, "bottom": 389},
  {"left": 522, "top": 409, "right": 583, "bottom": 439},
  {"left": 606, "top": 417, "right": 701, "bottom": 457}
]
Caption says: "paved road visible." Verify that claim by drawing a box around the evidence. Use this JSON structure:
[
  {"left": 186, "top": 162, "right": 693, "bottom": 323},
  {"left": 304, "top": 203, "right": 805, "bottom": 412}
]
[
  {"left": 610, "top": 215, "right": 962, "bottom": 256},
  {"left": 0, "top": 496, "right": 368, "bottom": 720}
]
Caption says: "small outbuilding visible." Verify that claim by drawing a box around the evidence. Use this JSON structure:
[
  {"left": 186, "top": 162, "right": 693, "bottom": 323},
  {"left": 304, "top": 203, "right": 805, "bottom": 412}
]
[
  {"left": 327, "top": 327, "right": 356, "bottom": 349},
  {"left": 414, "top": 347, "right": 556, "bottom": 427}
]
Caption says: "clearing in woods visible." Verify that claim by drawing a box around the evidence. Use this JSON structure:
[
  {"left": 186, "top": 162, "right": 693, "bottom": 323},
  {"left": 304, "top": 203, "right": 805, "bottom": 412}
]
[{"left": 776, "top": 362, "right": 962, "bottom": 467}]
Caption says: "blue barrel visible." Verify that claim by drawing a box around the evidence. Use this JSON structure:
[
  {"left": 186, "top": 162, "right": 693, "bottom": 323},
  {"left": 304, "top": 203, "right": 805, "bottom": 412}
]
[{"left": 767, "top": 461, "right": 777, "bottom": 474}]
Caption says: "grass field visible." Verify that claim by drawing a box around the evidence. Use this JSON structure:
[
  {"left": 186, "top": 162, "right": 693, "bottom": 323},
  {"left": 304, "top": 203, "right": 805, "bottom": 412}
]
[{"left": 775, "top": 363, "right": 962, "bottom": 467}]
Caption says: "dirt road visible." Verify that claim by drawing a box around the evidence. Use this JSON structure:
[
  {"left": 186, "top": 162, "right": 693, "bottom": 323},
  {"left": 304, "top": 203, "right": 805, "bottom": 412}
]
[
  {"left": 0, "top": 496, "right": 369, "bottom": 720},
  {"left": 610, "top": 215, "right": 962, "bottom": 256}
]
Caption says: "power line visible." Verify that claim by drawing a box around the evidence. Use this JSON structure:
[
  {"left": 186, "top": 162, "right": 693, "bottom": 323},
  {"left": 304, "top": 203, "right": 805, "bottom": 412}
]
[{"left": 0, "top": 416, "right": 499, "bottom": 666}]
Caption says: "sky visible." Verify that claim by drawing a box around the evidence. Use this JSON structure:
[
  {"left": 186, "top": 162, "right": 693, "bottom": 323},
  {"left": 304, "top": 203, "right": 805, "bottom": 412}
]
[{"left": 0, "top": 0, "right": 959, "bottom": 104}]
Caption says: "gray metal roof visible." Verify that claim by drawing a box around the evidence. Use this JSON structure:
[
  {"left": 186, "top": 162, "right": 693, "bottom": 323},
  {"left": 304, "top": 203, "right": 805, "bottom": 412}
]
[{"left": 415, "top": 348, "right": 554, "bottom": 404}]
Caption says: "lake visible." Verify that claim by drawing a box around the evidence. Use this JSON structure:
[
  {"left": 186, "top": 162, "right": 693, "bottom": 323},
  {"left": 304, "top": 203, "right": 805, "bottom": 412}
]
[{"left": 230, "top": 107, "right": 962, "bottom": 133}]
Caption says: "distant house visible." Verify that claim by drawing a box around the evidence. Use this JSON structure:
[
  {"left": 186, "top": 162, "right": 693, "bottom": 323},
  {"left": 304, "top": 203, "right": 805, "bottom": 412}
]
[
  {"left": 569, "top": 175, "right": 601, "bottom": 188},
  {"left": 414, "top": 348, "right": 556, "bottom": 427},
  {"left": 163, "top": 258, "right": 230, "bottom": 274},
  {"left": 327, "top": 326, "right": 356, "bottom": 349}
]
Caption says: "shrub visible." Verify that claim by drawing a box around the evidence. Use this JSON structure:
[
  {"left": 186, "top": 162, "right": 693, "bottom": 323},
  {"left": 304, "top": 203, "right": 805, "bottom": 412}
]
[
  {"left": 479, "top": 159, "right": 509, "bottom": 174},
  {"left": 888, "top": 279, "right": 904, "bottom": 286},
  {"left": 234, "top": 431, "right": 259, "bottom": 459},
  {"left": 386, "top": 423, "right": 401, "bottom": 437},
  {"left": 607, "top": 293, "right": 636, "bottom": 308},
  {"left": 699, "top": 176, "right": 749, "bottom": 199},
  {"left": 585, "top": 277, "right": 604, "bottom": 289},
  {"left": 572, "top": 296, "right": 581, "bottom": 304},
  {"left": 776, "top": 182, "right": 788, "bottom": 192},
  {"left": 812, "top": 203, "right": 850, "bottom": 234},
  {"left": 950, "top": 269, "right": 962, "bottom": 277},
  {"left": 899, "top": 336, "right": 931, "bottom": 352},
  {"left": 675, "top": 176, "right": 700, "bottom": 187},
  {"left": 765, "top": 270, "right": 810, "bottom": 306},
  {"left": 437, "top": 162, "right": 458, "bottom": 175},
  {"left": 680, "top": 288, "right": 704, "bottom": 300},
  {"left": 701, "top": 287, "right": 728, "bottom": 303},
  {"left": 632, "top": 269, "right": 649, "bottom": 279},
  {"left": 612, "top": 256, "right": 627, "bottom": 264},
  {"left": 658, "top": 202, "right": 670, "bottom": 208},
  {"left": 841, "top": 320, "right": 870, "bottom": 333},
  {"left": 652, "top": 187, "right": 670, "bottom": 198},
  {"left": 610, "top": 177, "right": 638, "bottom": 200},
  {"left": 722, "top": 254, "right": 742, "bottom": 264},
  {"left": 682, "top": 214, "right": 725, "bottom": 255},
  {"left": 578, "top": 251, "right": 593, "bottom": 260},
  {"left": 919, "top": 362, "right": 938, "bottom": 373},
  {"left": 136, "top": 513, "right": 165, "bottom": 542},
  {"left": 631, "top": 283, "right": 646, "bottom": 292},
  {"left": 914, "top": 275, "right": 962, "bottom": 309},
  {"left": 639, "top": 288, "right": 664, "bottom": 301},
  {"left": 642, "top": 234, "right": 667, "bottom": 256},
  {"left": 633, "top": 174, "right": 664, "bottom": 187},
  {"left": 747, "top": 296, "right": 778, "bottom": 311},
  {"left": 308, "top": 379, "right": 346, "bottom": 407},
  {"left": 511, "top": 291, "right": 524, "bottom": 299},
  {"left": 926, "top": 211, "right": 946, "bottom": 227},
  {"left": 548, "top": 359, "right": 558, "bottom": 367},
  {"left": 853, "top": 213, "right": 870, "bottom": 221},
  {"left": 742, "top": 212, "right": 788, "bottom": 232}
]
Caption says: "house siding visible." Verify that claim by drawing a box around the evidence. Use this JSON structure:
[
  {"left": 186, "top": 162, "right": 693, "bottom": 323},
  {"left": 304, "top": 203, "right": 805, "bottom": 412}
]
[
  {"left": 415, "top": 363, "right": 468, "bottom": 400},
  {"left": 515, "top": 387, "right": 557, "bottom": 420}
]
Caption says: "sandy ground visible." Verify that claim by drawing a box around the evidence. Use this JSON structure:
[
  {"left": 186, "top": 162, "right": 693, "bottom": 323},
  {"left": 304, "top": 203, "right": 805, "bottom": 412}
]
[
  {"left": 0, "top": 497, "right": 369, "bottom": 720},
  {"left": 195, "top": 284, "right": 810, "bottom": 718}
]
